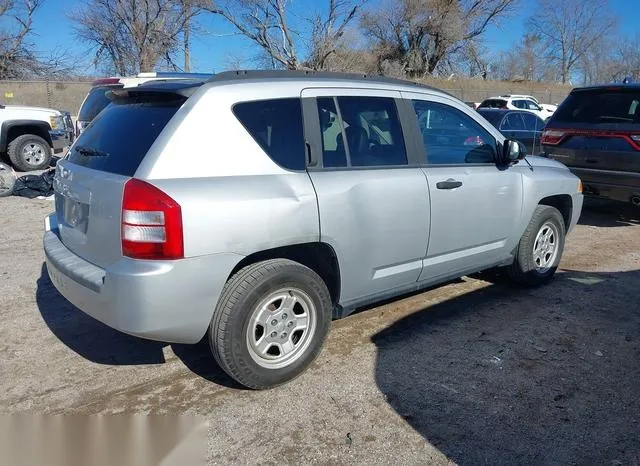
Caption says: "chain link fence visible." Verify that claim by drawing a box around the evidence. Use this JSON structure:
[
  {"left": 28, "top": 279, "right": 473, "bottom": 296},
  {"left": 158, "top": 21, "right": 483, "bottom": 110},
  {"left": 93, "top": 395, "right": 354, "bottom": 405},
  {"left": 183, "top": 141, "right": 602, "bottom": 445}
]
[{"left": 0, "top": 81, "right": 92, "bottom": 113}]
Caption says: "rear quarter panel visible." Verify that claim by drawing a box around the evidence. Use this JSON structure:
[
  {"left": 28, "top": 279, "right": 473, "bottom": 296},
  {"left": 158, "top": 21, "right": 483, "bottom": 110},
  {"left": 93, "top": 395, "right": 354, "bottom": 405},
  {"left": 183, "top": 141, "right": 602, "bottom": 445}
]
[{"left": 137, "top": 84, "right": 320, "bottom": 259}]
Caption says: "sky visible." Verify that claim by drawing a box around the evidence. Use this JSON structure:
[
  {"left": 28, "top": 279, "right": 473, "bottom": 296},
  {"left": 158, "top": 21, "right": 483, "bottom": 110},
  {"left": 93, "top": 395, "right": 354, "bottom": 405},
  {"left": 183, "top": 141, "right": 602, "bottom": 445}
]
[{"left": 24, "top": 0, "right": 640, "bottom": 77}]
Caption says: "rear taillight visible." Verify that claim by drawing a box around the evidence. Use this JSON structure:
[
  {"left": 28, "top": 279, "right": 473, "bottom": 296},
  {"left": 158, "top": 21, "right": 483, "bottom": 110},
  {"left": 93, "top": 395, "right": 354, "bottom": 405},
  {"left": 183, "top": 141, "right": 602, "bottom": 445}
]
[
  {"left": 121, "top": 179, "right": 184, "bottom": 260},
  {"left": 541, "top": 129, "right": 566, "bottom": 145}
]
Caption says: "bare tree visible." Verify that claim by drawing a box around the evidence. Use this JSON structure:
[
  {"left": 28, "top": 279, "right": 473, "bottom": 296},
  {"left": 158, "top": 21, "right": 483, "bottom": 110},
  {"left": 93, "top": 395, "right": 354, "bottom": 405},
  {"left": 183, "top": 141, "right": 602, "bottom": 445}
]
[
  {"left": 208, "top": 0, "right": 365, "bottom": 71},
  {"left": 528, "top": 0, "right": 617, "bottom": 84},
  {"left": 72, "top": 0, "right": 203, "bottom": 75},
  {"left": 361, "top": 0, "right": 518, "bottom": 78},
  {"left": 0, "top": 0, "right": 69, "bottom": 78}
]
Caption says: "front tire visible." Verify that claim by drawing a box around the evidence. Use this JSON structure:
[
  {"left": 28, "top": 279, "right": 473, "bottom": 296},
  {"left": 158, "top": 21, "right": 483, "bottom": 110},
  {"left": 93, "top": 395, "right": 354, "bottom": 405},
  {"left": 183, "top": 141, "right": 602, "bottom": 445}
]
[
  {"left": 8, "top": 134, "right": 52, "bottom": 171},
  {"left": 209, "top": 259, "right": 332, "bottom": 389},
  {"left": 508, "top": 205, "right": 566, "bottom": 286}
]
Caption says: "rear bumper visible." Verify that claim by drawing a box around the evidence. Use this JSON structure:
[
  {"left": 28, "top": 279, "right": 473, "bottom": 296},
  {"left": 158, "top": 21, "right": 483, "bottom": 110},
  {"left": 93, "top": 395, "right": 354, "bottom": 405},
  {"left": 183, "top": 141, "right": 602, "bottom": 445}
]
[
  {"left": 568, "top": 167, "right": 640, "bottom": 203},
  {"left": 43, "top": 214, "right": 243, "bottom": 344}
]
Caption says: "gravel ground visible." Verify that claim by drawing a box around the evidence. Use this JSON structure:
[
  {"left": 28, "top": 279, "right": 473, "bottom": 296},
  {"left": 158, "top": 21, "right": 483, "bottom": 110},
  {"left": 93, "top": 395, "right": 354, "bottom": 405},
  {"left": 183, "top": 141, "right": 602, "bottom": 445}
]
[{"left": 1, "top": 195, "right": 639, "bottom": 465}]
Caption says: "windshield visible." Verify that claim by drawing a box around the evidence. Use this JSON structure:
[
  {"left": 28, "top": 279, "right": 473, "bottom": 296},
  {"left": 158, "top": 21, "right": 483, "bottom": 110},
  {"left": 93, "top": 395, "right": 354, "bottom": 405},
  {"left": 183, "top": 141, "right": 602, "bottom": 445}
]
[{"left": 78, "top": 85, "right": 123, "bottom": 122}]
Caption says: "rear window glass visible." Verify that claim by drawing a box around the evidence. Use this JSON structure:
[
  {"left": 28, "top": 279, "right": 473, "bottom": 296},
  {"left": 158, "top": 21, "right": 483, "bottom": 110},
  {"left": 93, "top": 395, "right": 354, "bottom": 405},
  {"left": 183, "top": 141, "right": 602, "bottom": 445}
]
[
  {"left": 68, "top": 99, "right": 182, "bottom": 176},
  {"left": 479, "top": 99, "right": 507, "bottom": 109},
  {"left": 553, "top": 90, "right": 640, "bottom": 124},
  {"left": 78, "top": 85, "right": 122, "bottom": 121},
  {"left": 477, "top": 110, "right": 503, "bottom": 127},
  {"left": 233, "top": 98, "right": 305, "bottom": 171}
]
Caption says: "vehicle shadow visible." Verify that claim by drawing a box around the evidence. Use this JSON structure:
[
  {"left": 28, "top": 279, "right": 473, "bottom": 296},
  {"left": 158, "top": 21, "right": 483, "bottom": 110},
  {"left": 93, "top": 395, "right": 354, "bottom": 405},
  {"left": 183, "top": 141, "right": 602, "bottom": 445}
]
[
  {"left": 372, "top": 269, "right": 640, "bottom": 465},
  {"left": 578, "top": 198, "right": 639, "bottom": 227},
  {"left": 36, "top": 263, "right": 241, "bottom": 388}
]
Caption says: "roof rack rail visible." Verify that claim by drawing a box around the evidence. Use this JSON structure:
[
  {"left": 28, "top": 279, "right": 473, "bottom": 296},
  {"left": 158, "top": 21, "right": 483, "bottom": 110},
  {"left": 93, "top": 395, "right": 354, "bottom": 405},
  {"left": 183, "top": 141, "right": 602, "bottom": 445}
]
[
  {"left": 206, "top": 69, "right": 442, "bottom": 93},
  {"left": 137, "top": 72, "right": 213, "bottom": 79}
]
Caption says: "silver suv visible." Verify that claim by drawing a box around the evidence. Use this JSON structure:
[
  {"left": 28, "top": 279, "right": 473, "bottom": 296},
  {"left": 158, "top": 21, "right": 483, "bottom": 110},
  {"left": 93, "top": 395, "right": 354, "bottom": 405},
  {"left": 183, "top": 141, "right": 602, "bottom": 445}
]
[{"left": 44, "top": 71, "right": 583, "bottom": 389}]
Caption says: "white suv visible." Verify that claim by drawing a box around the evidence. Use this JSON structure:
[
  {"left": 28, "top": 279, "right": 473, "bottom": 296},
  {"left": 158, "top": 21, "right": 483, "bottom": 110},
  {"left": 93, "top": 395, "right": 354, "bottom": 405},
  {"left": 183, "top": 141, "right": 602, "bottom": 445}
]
[{"left": 479, "top": 95, "right": 556, "bottom": 120}]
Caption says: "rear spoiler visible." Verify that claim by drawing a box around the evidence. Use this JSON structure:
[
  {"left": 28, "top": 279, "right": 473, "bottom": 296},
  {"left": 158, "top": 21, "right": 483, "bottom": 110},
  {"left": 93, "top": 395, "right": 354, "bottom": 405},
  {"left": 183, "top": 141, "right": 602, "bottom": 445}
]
[{"left": 106, "top": 80, "right": 204, "bottom": 101}]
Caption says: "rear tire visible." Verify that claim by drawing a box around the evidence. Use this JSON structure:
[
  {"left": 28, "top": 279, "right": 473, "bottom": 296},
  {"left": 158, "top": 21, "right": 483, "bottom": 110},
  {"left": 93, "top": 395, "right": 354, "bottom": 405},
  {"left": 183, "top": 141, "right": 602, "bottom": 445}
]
[
  {"left": 507, "top": 205, "right": 566, "bottom": 286},
  {"left": 209, "top": 259, "right": 332, "bottom": 389},
  {"left": 8, "top": 134, "right": 52, "bottom": 171}
]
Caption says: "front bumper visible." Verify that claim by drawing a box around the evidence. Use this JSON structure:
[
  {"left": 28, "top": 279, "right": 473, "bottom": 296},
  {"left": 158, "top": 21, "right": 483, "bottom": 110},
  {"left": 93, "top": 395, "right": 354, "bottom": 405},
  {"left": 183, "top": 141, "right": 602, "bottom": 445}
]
[
  {"left": 569, "top": 192, "right": 584, "bottom": 232},
  {"left": 43, "top": 214, "right": 243, "bottom": 344}
]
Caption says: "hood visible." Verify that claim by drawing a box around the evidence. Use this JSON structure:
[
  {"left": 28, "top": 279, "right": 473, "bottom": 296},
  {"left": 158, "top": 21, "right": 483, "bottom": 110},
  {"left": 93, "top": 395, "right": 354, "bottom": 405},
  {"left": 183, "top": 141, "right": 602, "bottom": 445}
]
[
  {"left": 2, "top": 105, "right": 61, "bottom": 115},
  {"left": 525, "top": 155, "right": 567, "bottom": 169}
]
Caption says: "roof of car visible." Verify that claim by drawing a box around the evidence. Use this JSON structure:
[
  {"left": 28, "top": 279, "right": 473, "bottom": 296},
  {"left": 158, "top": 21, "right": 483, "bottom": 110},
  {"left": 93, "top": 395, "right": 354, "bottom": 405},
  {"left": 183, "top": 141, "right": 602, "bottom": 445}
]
[
  {"left": 205, "top": 69, "right": 447, "bottom": 95},
  {"left": 570, "top": 83, "right": 640, "bottom": 92},
  {"left": 477, "top": 108, "right": 536, "bottom": 114}
]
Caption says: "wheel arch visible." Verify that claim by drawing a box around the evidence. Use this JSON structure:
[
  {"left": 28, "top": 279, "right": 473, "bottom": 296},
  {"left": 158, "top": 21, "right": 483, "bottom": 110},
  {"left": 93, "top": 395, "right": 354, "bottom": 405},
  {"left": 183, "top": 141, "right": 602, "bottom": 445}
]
[
  {"left": 1, "top": 120, "right": 53, "bottom": 152},
  {"left": 538, "top": 194, "right": 572, "bottom": 231},
  {"left": 228, "top": 242, "right": 341, "bottom": 307}
]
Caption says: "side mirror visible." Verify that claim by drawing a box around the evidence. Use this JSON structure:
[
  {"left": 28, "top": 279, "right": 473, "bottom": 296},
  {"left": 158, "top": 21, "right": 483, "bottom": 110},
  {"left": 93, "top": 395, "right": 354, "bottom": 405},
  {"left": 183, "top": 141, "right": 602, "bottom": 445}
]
[{"left": 502, "top": 140, "right": 526, "bottom": 164}]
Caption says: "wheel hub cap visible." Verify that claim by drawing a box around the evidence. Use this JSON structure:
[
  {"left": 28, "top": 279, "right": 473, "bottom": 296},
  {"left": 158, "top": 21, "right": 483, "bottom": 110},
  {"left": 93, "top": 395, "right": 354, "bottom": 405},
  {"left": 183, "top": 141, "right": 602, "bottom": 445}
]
[
  {"left": 22, "top": 143, "right": 46, "bottom": 166},
  {"left": 246, "top": 288, "right": 317, "bottom": 369},
  {"left": 532, "top": 221, "right": 559, "bottom": 272}
]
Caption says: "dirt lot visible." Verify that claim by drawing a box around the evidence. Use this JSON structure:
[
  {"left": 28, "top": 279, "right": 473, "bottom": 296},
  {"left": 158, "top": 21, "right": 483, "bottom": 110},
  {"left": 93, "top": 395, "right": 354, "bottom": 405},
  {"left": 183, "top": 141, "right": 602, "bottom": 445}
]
[{"left": 1, "top": 196, "right": 639, "bottom": 465}]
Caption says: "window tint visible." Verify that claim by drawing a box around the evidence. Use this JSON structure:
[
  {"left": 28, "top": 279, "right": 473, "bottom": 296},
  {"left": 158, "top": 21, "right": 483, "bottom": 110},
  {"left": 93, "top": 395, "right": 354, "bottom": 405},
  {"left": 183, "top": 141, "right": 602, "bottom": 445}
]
[
  {"left": 479, "top": 99, "right": 507, "bottom": 109},
  {"left": 233, "top": 98, "right": 306, "bottom": 171},
  {"left": 78, "top": 85, "right": 122, "bottom": 122},
  {"left": 413, "top": 100, "right": 496, "bottom": 165},
  {"left": 501, "top": 113, "right": 525, "bottom": 131},
  {"left": 68, "top": 99, "right": 183, "bottom": 176},
  {"left": 526, "top": 100, "right": 541, "bottom": 111},
  {"left": 553, "top": 90, "right": 640, "bottom": 124},
  {"left": 521, "top": 112, "right": 544, "bottom": 131},
  {"left": 317, "top": 97, "right": 347, "bottom": 167},
  {"left": 317, "top": 96, "right": 407, "bottom": 168},
  {"left": 476, "top": 110, "right": 503, "bottom": 128}
]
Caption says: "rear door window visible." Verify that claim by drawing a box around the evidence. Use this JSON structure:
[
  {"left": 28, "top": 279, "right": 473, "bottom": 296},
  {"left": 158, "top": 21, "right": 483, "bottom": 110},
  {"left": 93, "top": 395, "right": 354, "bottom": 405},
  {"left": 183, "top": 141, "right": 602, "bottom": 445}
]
[
  {"left": 522, "top": 113, "right": 544, "bottom": 131},
  {"left": 68, "top": 99, "right": 183, "bottom": 176},
  {"left": 501, "top": 113, "right": 526, "bottom": 131},
  {"left": 78, "top": 86, "right": 122, "bottom": 122},
  {"left": 233, "top": 98, "right": 306, "bottom": 171},
  {"left": 316, "top": 96, "right": 407, "bottom": 168},
  {"left": 553, "top": 90, "right": 640, "bottom": 124}
]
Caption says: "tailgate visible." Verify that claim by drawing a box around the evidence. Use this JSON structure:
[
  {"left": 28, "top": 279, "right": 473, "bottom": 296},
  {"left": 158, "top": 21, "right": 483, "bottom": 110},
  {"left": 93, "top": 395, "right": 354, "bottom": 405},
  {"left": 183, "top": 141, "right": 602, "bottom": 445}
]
[
  {"left": 54, "top": 160, "right": 127, "bottom": 268},
  {"left": 52, "top": 85, "right": 191, "bottom": 267}
]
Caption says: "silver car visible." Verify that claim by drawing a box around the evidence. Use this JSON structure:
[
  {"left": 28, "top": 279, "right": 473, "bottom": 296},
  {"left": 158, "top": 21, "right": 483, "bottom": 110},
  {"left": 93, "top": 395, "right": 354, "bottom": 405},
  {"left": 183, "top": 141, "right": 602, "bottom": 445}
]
[{"left": 44, "top": 71, "right": 583, "bottom": 389}]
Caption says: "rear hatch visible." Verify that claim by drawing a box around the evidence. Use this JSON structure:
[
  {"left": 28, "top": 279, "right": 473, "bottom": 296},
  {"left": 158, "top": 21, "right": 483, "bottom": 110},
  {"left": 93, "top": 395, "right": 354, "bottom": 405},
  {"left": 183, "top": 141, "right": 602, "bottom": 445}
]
[
  {"left": 54, "top": 86, "right": 193, "bottom": 268},
  {"left": 542, "top": 87, "right": 640, "bottom": 175}
]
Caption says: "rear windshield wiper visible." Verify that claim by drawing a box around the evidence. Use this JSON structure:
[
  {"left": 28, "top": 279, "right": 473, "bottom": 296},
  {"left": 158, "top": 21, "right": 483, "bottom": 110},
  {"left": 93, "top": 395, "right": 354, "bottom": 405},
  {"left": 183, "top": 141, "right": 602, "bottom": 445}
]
[{"left": 75, "top": 145, "right": 109, "bottom": 157}]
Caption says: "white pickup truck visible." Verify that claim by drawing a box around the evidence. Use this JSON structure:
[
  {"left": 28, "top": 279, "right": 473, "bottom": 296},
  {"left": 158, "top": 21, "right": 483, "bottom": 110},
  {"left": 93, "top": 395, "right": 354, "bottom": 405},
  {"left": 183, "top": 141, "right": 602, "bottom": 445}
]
[{"left": 0, "top": 104, "right": 73, "bottom": 171}]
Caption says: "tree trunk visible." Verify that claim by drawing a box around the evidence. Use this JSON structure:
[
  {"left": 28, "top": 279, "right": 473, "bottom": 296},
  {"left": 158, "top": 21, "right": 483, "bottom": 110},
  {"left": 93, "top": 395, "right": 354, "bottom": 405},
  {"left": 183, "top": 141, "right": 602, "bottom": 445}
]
[{"left": 184, "top": 0, "right": 191, "bottom": 72}]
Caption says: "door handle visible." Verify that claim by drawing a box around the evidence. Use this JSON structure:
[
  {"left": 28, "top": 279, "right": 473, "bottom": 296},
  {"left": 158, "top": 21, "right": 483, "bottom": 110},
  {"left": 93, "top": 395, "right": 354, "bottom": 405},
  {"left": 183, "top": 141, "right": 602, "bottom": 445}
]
[
  {"left": 585, "top": 158, "right": 598, "bottom": 164},
  {"left": 436, "top": 179, "right": 463, "bottom": 190}
]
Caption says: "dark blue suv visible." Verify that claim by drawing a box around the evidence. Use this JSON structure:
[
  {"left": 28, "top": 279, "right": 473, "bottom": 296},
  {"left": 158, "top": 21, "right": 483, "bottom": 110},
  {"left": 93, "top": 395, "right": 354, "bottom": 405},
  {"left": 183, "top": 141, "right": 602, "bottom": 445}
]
[{"left": 542, "top": 84, "right": 640, "bottom": 206}]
